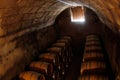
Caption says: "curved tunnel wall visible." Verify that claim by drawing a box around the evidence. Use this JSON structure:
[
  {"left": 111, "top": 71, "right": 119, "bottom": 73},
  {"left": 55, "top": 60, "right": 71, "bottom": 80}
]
[
  {"left": 0, "top": 25, "right": 58, "bottom": 80},
  {"left": 0, "top": 0, "right": 69, "bottom": 79},
  {"left": 0, "top": 0, "right": 120, "bottom": 37}
]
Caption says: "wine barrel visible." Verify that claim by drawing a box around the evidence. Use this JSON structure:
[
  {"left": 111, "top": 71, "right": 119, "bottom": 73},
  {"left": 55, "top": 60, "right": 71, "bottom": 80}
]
[
  {"left": 60, "top": 36, "right": 72, "bottom": 42},
  {"left": 19, "top": 71, "right": 45, "bottom": 80},
  {"left": 61, "top": 56, "right": 68, "bottom": 68},
  {"left": 86, "top": 37, "right": 99, "bottom": 39},
  {"left": 85, "top": 43, "right": 101, "bottom": 47},
  {"left": 83, "top": 52, "right": 104, "bottom": 59},
  {"left": 57, "top": 38, "right": 71, "bottom": 49},
  {"left": 86, "top": 38, "right": 100, "bottom": 42},
  {"left": 78, "top": 74, "right": 108, "bottom": 80},
  {"left": 57, "top": 39, "right": 70, "bottom": 51},
  {"left": 81, "top": 61, "right": 106, "bottom": 74},
  {"left": 29, "top": 61, "right": 53, "bottom": 76},
  {"left": 57, "top": 39, "right": 69, "bottom": 44},
  {"left": 85, "top": 43, "right": 100, "bottom": 46},
  {"left": 86, "top": 37, "right": 100, "bottom": 40},
  {"left": 58, "top": 62, "right": 66, "bottom": 75},
  {"left": 86, "top": 40, "right": 100, "bottom": 44},
  {"left": 62, "top": 56, "right": 71, "bottom": 68},
  {"left": 83, "top": 52, "right": 104, "bottom": 62},
  {"left": 52, "top": 70, "right": 60, "bottom": 80},
  {"left": 52, "top": 43, "right": 66, "bottom": 51},
  {"left": 39, "top": 53, "right": 59, "bottom": 68},
  {"left": 86, "top": 35, "right": 99, "bottom": 38},
  {"left": 57, "top": 39, "right": 72, "bottom": 56},
  {"left": 85, "top": 42, "right": 100, "bottom": 46},
  {"left": 52, "top": 42, "right": 68, "bottom": 56},
  {"left": 85, "top": 46, "right": 102, "bottom": 51},
  {"left": 47, "top": 47, "right": 64, "bottom": 57}
]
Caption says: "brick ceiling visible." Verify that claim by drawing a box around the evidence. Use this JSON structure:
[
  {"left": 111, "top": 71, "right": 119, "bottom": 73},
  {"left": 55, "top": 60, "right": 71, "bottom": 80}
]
[{"left": 0, "top": 0, "right": 120, "bottom": 37}]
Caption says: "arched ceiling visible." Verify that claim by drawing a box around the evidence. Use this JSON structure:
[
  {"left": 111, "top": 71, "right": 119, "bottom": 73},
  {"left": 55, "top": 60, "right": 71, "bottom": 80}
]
[
  {"left": 58, "top": 0, "right": 120, "bottom": 33},
  {"left": 0, "top": 0, "right": 120, "bottom": 39}
]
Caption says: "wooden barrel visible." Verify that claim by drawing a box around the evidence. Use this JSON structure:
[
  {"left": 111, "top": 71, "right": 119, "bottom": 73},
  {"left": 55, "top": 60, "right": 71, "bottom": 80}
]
[
  {"left": 85, "top": 46, "right": 102, "bottom": 51},
  {"left": 83, "top": 52, "right": 104, "bottom": 62},
  {"left": 86, "top": 38, "right": 99, "bottom": 42},
  {"left": 86, "top": 40, "right": 100, "bottom": 44},
  {"left": 86, "top": 37, "right": 99, "bottom": 40},
  {"left": 81, "top": 61, "right": 106, "bottom": 74},
  {"left": 85, "top": 42, "right": 100, "bottom": 47},
  {"left": 66, "top": 56, "right": 71, "bottom": 63},
  {"left": 52, "top": 42, "right": 68, "bottom": 56},
  {"left": 83, "top": 52, "right": 104, "bottom": 59},
  {"left": 85, "top": 41, "right": 100, "bottom": 46},
  {"left": 19, "top": 71, "right": 45, "bottom": 80},
  {"left": 47, "top": 47, "right": 64, "bottom": 57},
  {"left": 57, "top": 39, "right": 69, "bottom": 44},
  {"left": 39, "top": 53, "right": 59, "bottom": 68},
  {"left": 52, "top": 70, "right": 60, "bottom": 80},
  {"left": 58, "top": 62, "right": 66, "bottom": 75},
  {"left": 63, "top": 56, "right": 71, "bottom": 68},
  {"left": 57, "top": 39, "right": 70, "bottom": 52},
  {"left": 78, "top": 74, "right": 108, "bottom": 80},
  {"left": 57, "top": 39, "right": 72, "bottom": 56},
  {"left": 60, "top": 36, "right": 72, "bottom": 42},
  {"left": 52, "top": 42, "right": 66, "bottom": 51},
  {"left": 85, "top": 43, "right": 101, "bottom": 47},
  {"left": 29, "top": 61, "right": 53, "bottom": 76},
  {"left": 61, "top": 56, "right": 69, "bottom": 68},
  {"left": 86, "top": 35, "right": 99, "bottom": 38}
]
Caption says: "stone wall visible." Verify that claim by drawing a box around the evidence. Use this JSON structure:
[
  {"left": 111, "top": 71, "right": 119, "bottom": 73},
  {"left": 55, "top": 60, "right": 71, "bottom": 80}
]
[{"left": 0, "top": 25, "right": 58, "bottom": 80}]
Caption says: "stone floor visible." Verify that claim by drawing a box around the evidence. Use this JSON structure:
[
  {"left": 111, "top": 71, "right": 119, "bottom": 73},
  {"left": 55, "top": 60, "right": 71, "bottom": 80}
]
[{"left": 65, "top": 56, "right": 82, "bottom": 80}]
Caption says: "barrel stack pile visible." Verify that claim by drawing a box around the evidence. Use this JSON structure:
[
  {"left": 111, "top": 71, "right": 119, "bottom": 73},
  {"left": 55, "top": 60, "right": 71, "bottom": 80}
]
[
  {"left": 18, "top": 36, "right": 72, "bottom": 80},
  {"left": 78, "top": 34, "right": 108, "bottom": 80}
]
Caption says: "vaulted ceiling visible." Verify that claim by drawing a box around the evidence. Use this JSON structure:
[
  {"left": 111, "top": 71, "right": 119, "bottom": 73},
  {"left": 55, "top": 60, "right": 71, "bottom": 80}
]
[
  {"left": 0, "top": 0, "right": 120, "bottom": 38},
  {"left": 58, "top": 0, "right": 120, "bottom": 33}
]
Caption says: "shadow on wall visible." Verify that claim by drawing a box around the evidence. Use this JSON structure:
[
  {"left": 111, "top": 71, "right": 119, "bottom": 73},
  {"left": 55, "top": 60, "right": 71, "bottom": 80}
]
[{"left": 0, "top": 25, "right": 58, "bottom": 80}]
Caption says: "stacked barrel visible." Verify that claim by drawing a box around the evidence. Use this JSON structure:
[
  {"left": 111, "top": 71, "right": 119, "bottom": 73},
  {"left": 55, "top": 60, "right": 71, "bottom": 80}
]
[
  {"left": 78, "top": 34, "right": 108, "bottom": 80},
  {"left": 18, "top": 36, "right": 72, "bottom": 80},
  {"left": 48, "top": 36, "right": 72, "bottom": 79},
  {"left": 19, "top": 55, "right": 55, "bottom": 80}
]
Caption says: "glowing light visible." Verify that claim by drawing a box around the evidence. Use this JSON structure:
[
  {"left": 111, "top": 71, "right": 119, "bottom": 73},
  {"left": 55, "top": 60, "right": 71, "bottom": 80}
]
[
  {"left": 70, "top": 6, "right": 85, "bottom": 23},
  {"left": 71, "top": 18, "right": 85, "bottom": 22}
]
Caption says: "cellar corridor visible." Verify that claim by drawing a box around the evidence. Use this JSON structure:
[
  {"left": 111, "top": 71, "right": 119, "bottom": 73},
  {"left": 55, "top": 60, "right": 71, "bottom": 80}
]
[
  {"left": 16, "top": 34, "right": 114, "bottom": 80},
  {"left": 0, "top": 0, "right": 120, "bottom": 80},
  {"left": 65, "top": 56, "right": 82, "bottom": 80},
  {"left": 64, "top": 35, "right": 115, "bottom": 80}
]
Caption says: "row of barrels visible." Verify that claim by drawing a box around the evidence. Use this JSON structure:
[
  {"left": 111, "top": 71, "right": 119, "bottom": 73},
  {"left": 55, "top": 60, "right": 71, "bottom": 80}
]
[
  {"left": 78, "top": 35, "right": 109, "bottom": 80},
  {"left": 18, "top": 36, "right": 72, "bottom": 80}
]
